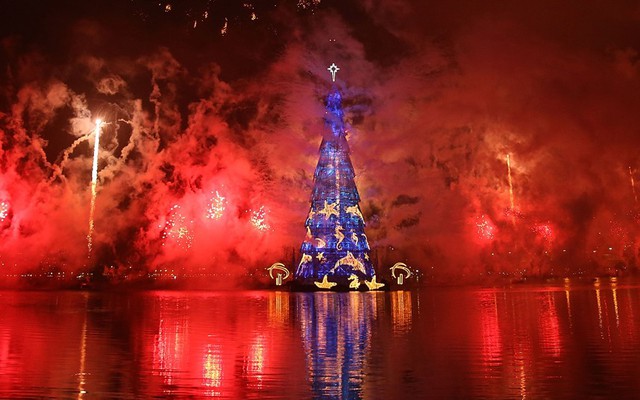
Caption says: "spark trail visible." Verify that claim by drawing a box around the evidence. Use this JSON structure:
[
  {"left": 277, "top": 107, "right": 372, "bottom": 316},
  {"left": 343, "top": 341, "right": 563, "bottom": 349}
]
[
  {"left": 506, "top": 154, "right": 515, "bottom": 211},
  {"left": 629, "top": 166, "right": 638, "bottom": 205},
  {"left": 87, "top": 119, "right": 102, "bottom": 255}
]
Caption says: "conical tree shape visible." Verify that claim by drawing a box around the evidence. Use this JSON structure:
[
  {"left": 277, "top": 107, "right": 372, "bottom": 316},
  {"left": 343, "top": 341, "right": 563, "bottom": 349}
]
[{"left": 294, "top": 88, "right": 376, "bottom": 287}]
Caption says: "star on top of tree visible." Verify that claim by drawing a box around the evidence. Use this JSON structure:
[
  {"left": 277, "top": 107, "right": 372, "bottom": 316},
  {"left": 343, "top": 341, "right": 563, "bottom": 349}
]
[{"left": 327, "top": 63, "right": 340, "bottom": 82}]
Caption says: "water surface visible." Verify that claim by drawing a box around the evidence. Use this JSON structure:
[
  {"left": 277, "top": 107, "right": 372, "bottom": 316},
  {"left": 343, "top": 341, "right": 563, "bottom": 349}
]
[{"left": 1, "top": 280, "right": 639, "bottom": 398}]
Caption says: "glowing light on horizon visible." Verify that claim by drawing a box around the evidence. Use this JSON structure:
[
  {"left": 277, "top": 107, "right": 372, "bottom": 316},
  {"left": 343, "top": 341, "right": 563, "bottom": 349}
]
[
  {"left": 87, "top": 119, "right": 102, "bottom": 255},
  {"left": 206, "top": 191, "right": 226, "bottom": 220},
  {"left": 161, "top": 204, "right": 194, "bottom": 249},
  {"left": 0, "top": 200, "right": 9, "bottom": 221},
  {"left": 475, "top": 214, "right": 496, "bottom": 242},
  {"left": 250, "top": 206, "right": 269, "bottom": 231}
]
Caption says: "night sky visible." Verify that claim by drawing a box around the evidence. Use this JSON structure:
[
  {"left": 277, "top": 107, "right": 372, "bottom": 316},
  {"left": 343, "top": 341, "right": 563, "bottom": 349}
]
[{"left": 1, "top": 0, "right": 640, "bottom": 283}]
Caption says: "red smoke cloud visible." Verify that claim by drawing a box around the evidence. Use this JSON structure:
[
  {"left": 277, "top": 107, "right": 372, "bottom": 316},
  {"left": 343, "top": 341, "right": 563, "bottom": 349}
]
[{"left": 1, "top": 1, "right": 640, "bottom": 285}]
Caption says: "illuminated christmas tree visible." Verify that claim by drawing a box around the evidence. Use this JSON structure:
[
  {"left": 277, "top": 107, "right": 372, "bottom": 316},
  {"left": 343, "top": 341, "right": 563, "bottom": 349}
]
[{"left": 294, "top": 64, "right": 383, "bottom": 290}]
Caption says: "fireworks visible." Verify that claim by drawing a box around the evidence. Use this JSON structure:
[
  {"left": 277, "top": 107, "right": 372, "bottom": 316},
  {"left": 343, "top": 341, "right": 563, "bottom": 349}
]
[
  {"left": 129, "top": 0, "right": 272, "bottom": 37},
  {"left": 533, "top": 223, "right": 555, "bottom": 243},
  {"left": 87, "top": 119, "right": 102, "bottom": 255},
  {"left": 161, "top": 204, "right": 195, "bottom": 249},
  {"left": 250, "top": 206, "right": 269, "bottom": 231},
  {"left": 506, "top": 154, "right": 515, "bottom": 212},
  {"left": 206, "top": 191, "right": 226, "bottom": 220},
  {"left": 0, "top": 200, "right": 9, "bottom": 222},
  {"left": 629, "top": 166, "right": 638, "bottom": 205},
  {"left": 608, "top": 219, "right": 626, "bottom": 241},
  {"left": 475, "top": 214, "right": 496, "bottom": 242},
  {"left": 220, "top": 18, "right": 228, "bottom": 35},
  {"left": 297, "top": 0, "right": 321, "bottom": 10}
]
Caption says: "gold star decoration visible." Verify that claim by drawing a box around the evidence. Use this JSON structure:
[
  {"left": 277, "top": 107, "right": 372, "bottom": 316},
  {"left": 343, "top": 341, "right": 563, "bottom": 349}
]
[
  {"left": 316, "top": 252, "right": 325, "bottom": 261},
  {"left": 365, "top": 275, "right": 385, "bottom": 290},
  {"left": 314, "top": 275, "right": 337, "bottom": 289},
  {"left": 317, "top": 200, "right": 339, "bottom": 219},
  {"left": 364, "top": 253, "right": 370, "bottom": 261}
]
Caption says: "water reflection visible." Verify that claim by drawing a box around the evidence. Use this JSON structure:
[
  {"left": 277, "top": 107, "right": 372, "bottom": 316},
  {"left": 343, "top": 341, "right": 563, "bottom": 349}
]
[
  {"left": 151, "top": 296, "right": 189, "bottom": 387},
  {"left": 472, "top": 280, "right": 640, "bottom": 399},
  {"left": 136, "top": 292, "right": 307, "bottom": 398},
  {"left": 1, "top": 283, "right": 640, "bottom": 398},
  {"left": 479, "top": 291, "right": 501, "bottom": 364},
  {"left": 295, "top": 292, "right": 381, "bottom": 399},
  {"left": 390, "top": 290, "right": 413, "bottom": 335}
]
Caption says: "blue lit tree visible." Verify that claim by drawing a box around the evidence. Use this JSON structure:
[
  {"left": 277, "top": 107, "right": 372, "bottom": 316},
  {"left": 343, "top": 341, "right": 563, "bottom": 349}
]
[{"left": 294, "top": 64, "right": 382, "bottom": 290}]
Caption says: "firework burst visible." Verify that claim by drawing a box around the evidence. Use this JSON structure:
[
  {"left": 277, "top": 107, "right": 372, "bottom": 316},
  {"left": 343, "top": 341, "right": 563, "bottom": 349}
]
[
  {"left": 250, "top": 206, "right": 270, "bottom": 232},
  {"left": 0, "top": 200, "right": 9, "bottom": 222},
  {"left": 206, "top": 191, "right": 226, "bottom": 220},
  {"left": 161, "top": 204, "right": 195, "bottom": 250},
  {"left": 475, "top": 214, "right": 496, "bottom": 242}
]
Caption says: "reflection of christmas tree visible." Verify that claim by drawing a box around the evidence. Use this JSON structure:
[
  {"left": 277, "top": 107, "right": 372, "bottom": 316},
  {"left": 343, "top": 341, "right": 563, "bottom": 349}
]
[{"left": 295, "top": 65, "right": 379, "bottom": 289}]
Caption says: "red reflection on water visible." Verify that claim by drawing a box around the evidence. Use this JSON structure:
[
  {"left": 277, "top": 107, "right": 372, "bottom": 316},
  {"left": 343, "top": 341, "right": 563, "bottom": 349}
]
[
  {"left": 539, "top": 293, "right": 562, "bottom": 357},
  {"left": 478, "top": 291, "right": 502, "bottom": 367},
  {"left": 0, "top": 327, "right": 10, "bottom": 372},
  {"left": 152, "top": 311, "right": 188, "bottom": 385},
  {"left": 136, "top": 292, "right": 305, "bottom": 398},
  {"left": 7, "top": 287, "right": 640, "bottom": 399},
  {"left": 0, "top": 293, "right": 88, "bottom": 397},
  {"left": 391, "top": 291, "right": 413, "bottom": 335}
]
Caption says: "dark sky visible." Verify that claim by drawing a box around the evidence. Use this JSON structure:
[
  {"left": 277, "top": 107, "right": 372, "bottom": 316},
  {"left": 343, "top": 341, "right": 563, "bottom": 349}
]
[{"left": 1, "top": 0, "right": 640, "bottom": 282}]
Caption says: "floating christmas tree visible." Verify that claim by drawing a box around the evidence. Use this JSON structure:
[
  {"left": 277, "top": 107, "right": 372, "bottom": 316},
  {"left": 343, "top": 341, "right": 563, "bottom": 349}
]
[{"left": 294, "top": 64, "right": 383, "bottom": 290}]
